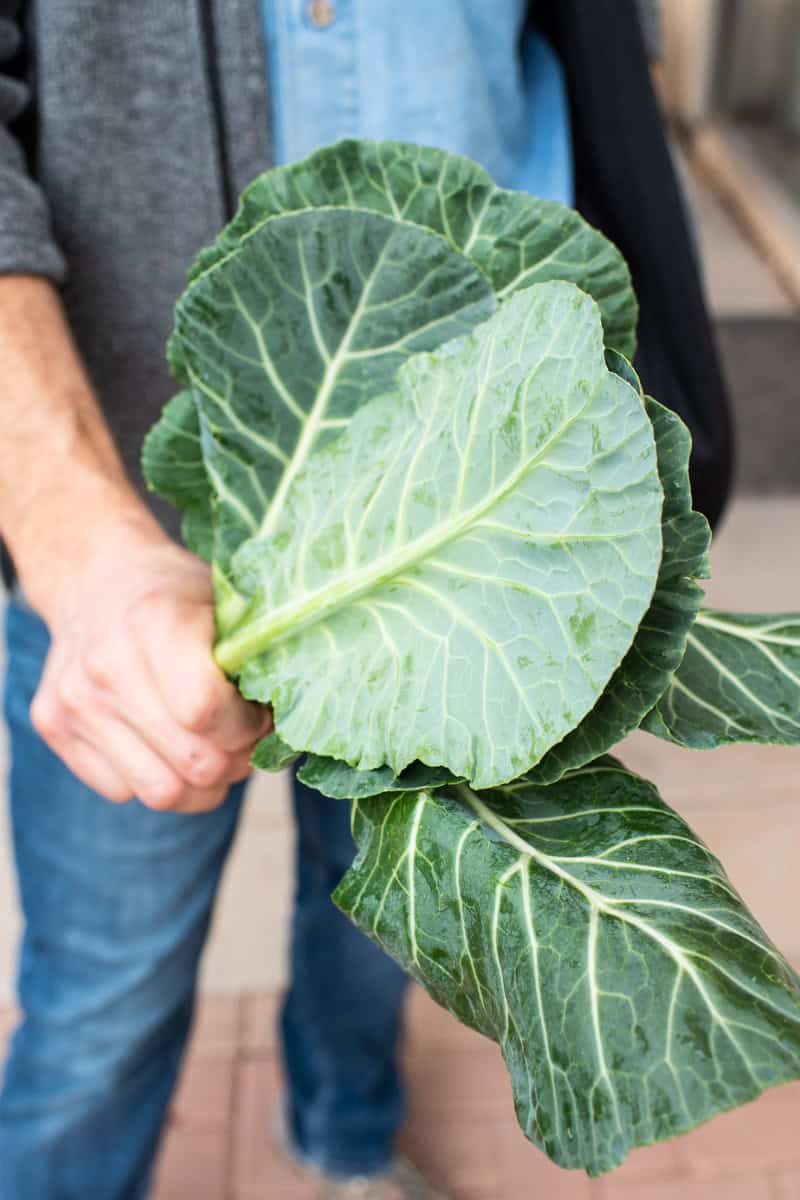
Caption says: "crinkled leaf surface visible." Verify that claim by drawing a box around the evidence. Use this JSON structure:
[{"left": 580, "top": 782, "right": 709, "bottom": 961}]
[
  {"left": 297, "top": 755, "right": 460, "bottom": 800},
  {"left": 335, "top": 759, "right": 800, "bottom": 1175},
  {"left": 215, "top": 284, "right": 662, "bottom": 789},
  {"left": 527, "top": 393, "right": 710, "bottom": 784},
  {"left": 144, "top": 139, "right": 637, "bottom": 584},
  {"left": 167, "top": 207, "right": 495, "bottom": 578},
  {"left": 193, "top": 138, "right": 637, "bottom": 358},
  {"left": 284, "top": 386, "right": 707, "bottom": 801},
  {"left": 141, "top": 390, "right": 213, "bottom": 561},
  {"left": 643, "top": 610, "right": 800, "bottom": 747},
  {"left": 250, "top": 732, "right": 302, "bottom": 772}
]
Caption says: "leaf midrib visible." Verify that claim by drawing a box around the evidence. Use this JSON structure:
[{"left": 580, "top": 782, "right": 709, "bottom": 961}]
[
  {"left": 214, "top": 381, "right": 599, "bottom": 673},
  {"left": 454, "top": 783, "right": 794, "bottom": 1043}
]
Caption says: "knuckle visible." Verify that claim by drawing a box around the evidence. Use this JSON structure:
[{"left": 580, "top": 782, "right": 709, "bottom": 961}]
[
  {"left": 226, "top": 705, "right": 271, "bottom": 753},
  {"left": 56, "top": 671, "right": 91, "bottom": 716},
  {"left": 83, "top": 646, "right": 117, "bottom": 690},
  {"left": 30, "top": 692, "right": 61, "bottom": 742},
  {"left": 201, "top": 786, "right": 229, "bottom": 813},
  {"left": 179, "top": 685, "right": 223, "bottom": 733},
  {"left": 186, "top": 748, "right": 227, "bottom": 788},
  {"left": 139, "top": 776, "right": 184, "bottom": 811},
  {"left": 106, "top": 784, "right": 135, "bottom": 806},
  {"left": 128, "top": 588, "right": 172, "bottom": 636}
]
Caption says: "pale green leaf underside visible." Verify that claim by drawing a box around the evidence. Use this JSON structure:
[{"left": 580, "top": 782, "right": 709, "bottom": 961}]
[
  {"left": 289, "top": 388, "right": 707, "bottom": 801},
  {"left": 218, "top": 284, "right": 661, "bottom": 789},
  {"left": 169, "top": 206, "right": 495, "bottom": 579},
  {"left": 145, "top": 139, "right": 637, "bottom": 590},
  {"left": 643, "top": 609, "right": 800, "bottom": 747},
  {"left": 335, "top": 760, "right": 800, "bottom": 1174},
  {"left": 526, "top": 394, "right": 710, "bottom": 784}
]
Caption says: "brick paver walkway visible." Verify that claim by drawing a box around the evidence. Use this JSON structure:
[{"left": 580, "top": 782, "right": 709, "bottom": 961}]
[{"left": 4, "top": 986, "right": 796, "bottom": 1199}]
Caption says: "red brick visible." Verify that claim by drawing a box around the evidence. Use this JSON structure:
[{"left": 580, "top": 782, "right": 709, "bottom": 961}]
[
  {"left": 240, "top": 991, "right": 281, "bottom": 1055},
  {"left": 405, "top": 985, "right": 487, "bottom": 1055},
  {"left": 774, "top": 1172, "right": 800, "bottom": 1200},
  {"left": 495, "top": 1118, "right": 596, "bottom": 1200},
  {"left": 191, "top": 994, "right": 241, "bottom": 1052},
  {"left": 599, "top": 1138, "right": 683, "bottom": 1185},
  {"left": 674, "top": 1083, "right": 800, "bottom": 1176},
  {"left": 598, "top": 1176, "right": 772, "bottom": 1200},
  {"left": 404, "top": 1046, "right": 512, "bottom": 1122},
  {"left": 170, "top": 1049, "right": 236, "bottom": 1131},
  {"left": 229, "top": 1055, "right": 318, "bottom": 1197},
  {"left": 152, "top": 1126, "right": 228, "bottom": 1200},
  {"left": 399, "top": 1115, "right": 501, "bottom": 1198}
]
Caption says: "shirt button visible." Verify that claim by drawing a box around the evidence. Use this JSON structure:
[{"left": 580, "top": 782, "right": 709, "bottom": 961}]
[{"left": 308, "top": 0, "right": 335, "bottom": 28}]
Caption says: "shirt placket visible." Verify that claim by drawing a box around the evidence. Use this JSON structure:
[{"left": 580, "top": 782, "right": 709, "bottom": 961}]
[{"left": 280, "top": 0, "right": 359, "bottom": 165}]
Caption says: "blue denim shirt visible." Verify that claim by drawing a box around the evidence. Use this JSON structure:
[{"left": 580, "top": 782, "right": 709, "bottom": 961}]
[{"left": 261, "top": 0, "right": 573, "bottom": 205}]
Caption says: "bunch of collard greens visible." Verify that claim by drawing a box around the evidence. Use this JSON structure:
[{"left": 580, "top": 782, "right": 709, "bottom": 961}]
[{"left": 144, "top": 140, "right": 800, "bottom": 1176}]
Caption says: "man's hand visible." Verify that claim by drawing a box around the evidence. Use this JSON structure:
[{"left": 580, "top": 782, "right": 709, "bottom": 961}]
[
  {"left": 0, "top": 275, "right": 271, "bottom": 813},
  {"left": 30, "top": 515, "right": 272, "bottom": 812}
]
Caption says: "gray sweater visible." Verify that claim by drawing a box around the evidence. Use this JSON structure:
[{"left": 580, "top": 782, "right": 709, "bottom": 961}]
[{"left": 0, "top": 0, "right": 271, "bottom": 535}]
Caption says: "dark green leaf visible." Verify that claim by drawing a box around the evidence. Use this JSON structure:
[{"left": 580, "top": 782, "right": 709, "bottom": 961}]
[
  {"left": 193, "top": 138, "right": 637, "bottom": 358},
  {"left": 643, "top": 610, "right": 800, "bottom": 747},
  {"left": 528, "top": 395, "right": 711, "bottom": 784},
  {"left": 141, "top": 390, "right": 213, "bottom": 560},
  {"left": 336, "top": 760, "right": 800, "bottom": 1174},
  {"left": 297, "top": 755, "right": 461, "bottom": 799},
  {"left": 250, "top": 731, "right": 301, "bottom": 772}
]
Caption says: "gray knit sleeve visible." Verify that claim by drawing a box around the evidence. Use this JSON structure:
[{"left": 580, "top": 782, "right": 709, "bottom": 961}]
[
  {"left": 0, "top": 2, "right": 66, "bottom": 281},
  {"left": 636, "top": 0, "right": 663, "bottom": 61}
]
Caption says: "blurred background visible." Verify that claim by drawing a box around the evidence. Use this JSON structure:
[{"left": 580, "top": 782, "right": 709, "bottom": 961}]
[{"left": 1, "top": 2, "right": 799, "bottom": 1197}]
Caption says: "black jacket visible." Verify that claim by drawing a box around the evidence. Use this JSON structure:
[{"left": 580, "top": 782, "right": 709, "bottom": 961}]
[{"left": 536, "top": 0, "right": 734, "bottom": 526}]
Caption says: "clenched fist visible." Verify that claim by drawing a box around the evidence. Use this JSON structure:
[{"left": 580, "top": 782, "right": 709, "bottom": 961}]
[{"left": 29, "top": 517, "right": 272, "bottom": 812}]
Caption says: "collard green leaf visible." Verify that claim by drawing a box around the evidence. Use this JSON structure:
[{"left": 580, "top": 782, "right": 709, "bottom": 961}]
[
  {"left": 335, "top": 760, "right": 800, "bottom": 1175},
  {"left": 192, "top": 138, "right": 637, "bottom": 359},
  {"left": 141, "top": 390, "right": 213, "bottom": 561},
  {"left": 144, "top": 140, "right": 637, "bottom": 579},
  {"left": 286, "top": 385, "right": 708, "bottom": 801},
  {"left": 527, "top": 394, "right": 711, "bottom": 784},
  {"left": 643, "top": 609, "right": 800, "bottom": 747},
  {"left": 216, "top": 284, "right": 662, "bottom": 789},
  {"left": 250, "top": 732, "right": 301, "bottom": 772},
  {"left": 297, "top": 755, "right": 460, "bottom": 800},
  {"left": 169, "top": 207, "right": 495, "bottom": 579}
]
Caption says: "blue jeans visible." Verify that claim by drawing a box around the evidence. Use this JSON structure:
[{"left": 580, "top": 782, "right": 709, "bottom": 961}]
[{"left": 0, "top": 599, "right": 408, "bottom": 1198}]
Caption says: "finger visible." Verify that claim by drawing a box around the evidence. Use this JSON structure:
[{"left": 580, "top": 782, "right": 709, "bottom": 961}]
[
  {"left": 137, "top": 606, "right": 271, "bottom": 751},
  {"left": 30, "top": 666, "right": 132, "bottom": 802},
  {"left": 226, "top": 747, "right": 257, "bottom": 783},
  {"left": 84, "top": 641, "right": 233, "bottom": 790},
  {"left": 76, "top": 707, "right": 189, "bottom": 812},
  {"left": 33, "top": 705, "right": 133, "bottom": 803},
  {"left": 59, "top": 735, "right": 135, "bottom": 804},
  {"left": 163, "top": 780, "right": 231, "bottom": 814}
]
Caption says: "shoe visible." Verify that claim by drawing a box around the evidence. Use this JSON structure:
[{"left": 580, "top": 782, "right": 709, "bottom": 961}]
[{"left": 273, "top": 1104, "right": 450, "bottom": 1199}]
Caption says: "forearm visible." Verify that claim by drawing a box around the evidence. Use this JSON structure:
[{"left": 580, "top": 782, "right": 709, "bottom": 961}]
[{"left": 0, "top": 275, "right": 163, "bottom": 620}]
